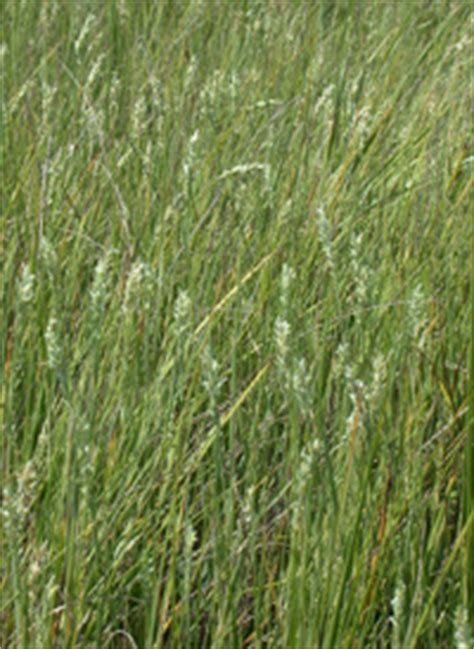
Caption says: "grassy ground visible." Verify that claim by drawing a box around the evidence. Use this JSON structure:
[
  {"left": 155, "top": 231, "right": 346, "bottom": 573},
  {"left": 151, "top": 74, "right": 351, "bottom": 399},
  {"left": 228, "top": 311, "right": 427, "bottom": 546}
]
[{"left": 2, "top": 1, "right": 473, "bottom": 647}]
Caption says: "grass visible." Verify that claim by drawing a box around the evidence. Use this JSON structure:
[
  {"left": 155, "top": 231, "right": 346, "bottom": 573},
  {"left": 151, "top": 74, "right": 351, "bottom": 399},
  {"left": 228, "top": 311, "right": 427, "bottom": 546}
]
[{"left": 2, "top": 1, "right": 473, "bottom": 647}]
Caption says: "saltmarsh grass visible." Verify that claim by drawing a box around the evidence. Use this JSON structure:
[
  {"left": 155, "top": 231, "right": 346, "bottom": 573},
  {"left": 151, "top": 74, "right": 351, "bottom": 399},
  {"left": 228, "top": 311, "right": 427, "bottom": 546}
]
[{"left": 2, "top": 1, "right": 472, "bottom": 647}]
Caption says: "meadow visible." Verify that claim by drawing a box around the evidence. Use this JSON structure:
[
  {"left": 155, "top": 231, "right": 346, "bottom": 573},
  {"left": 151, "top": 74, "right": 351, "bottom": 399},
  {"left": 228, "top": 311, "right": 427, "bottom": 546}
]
[{"left": 2, "top": 1, "right": 473, "bottom": 647}]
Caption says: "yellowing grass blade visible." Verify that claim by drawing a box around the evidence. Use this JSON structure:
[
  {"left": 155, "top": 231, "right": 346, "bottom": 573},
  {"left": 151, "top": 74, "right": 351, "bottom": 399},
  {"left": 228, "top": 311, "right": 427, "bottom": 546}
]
[{"left": 194, "top": 252, "right": 275, "bottom": 336}]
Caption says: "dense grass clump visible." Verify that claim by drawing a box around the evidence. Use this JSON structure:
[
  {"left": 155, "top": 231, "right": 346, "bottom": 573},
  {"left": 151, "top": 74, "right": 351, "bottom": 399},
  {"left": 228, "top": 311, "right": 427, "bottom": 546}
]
[{"left": 2, "top": 1, "right": 472, "bottom": 647}]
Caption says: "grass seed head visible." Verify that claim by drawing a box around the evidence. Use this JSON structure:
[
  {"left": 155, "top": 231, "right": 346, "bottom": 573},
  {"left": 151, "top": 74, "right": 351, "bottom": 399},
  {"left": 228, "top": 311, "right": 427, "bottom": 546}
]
[
  {"left": 45, "top": 316, "right": 61, "bottom": 370},
  {"left": 18, "top": 264, "right": 35, "bottom": 303},
  {"left": 274, "top": 317, "right": 291, "bottom": 373},
  {"left": 391, "top": 578, "right": 406, "bottom": 648},
  {"left": 173, "top": 289, "right": 192, "bottom": 336},
  {"left": 317, "top": 207, "right": 335, "bottom": 271},
  {"left": 454, "top": 606, "right": 473, "bottom": 649}
]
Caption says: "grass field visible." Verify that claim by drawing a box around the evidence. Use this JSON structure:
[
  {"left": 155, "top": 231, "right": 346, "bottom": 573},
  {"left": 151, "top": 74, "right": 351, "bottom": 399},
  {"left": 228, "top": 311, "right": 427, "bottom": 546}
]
[{"left": 2, "top": 1, "right": 473, "bottom": 647}]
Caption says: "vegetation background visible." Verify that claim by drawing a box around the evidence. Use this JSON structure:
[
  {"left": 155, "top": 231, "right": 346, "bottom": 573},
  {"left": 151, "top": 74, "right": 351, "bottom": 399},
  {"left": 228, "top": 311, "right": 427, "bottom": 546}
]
[{"left": 2, "top": 0, "right": 473, "bottom": 647}]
